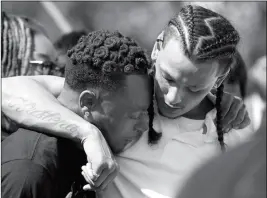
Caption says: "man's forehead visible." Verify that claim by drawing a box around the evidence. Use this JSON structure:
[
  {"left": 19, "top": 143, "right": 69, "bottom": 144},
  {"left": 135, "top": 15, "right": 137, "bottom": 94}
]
[
  {"left": 103, "top": 74, "right": 150, "bottom": 98},
  {"left": 120, "top": 74, "right": 151, "bottom": 109}
]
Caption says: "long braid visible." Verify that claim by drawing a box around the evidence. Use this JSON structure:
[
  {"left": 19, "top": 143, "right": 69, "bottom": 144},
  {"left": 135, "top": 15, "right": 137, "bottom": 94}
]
[
  {"left": 6, "top": 28, "right": 12, "bottom": 77},
  {"left": 10, "top": 19, "right": 18, "bottom": 76},
  {"left": 17, "top": 17, "right": 27, "bottom": 75},
  {"left": 1, "top": 12, "right": 34, "bottom": 77},
  {"left": 17, "top": 17, "right": 23, "bottom": 68},
  {"left": 7, "top": 26, "right": 14, "bottom": 76},
  {"left": 148, "top": 72, "right": 162, "bottom": 144},
  {"left": 215, "top": 83, "right": 226, "bottom": 152},
  {"left": 2, "top": 18, "right": 9, "bottom": 77},
  {"left": 14, "top": 17, "right": 23, "bottom": 76},
  {"left": 24, "top": 27, "right": 33, "bottom": 75}
]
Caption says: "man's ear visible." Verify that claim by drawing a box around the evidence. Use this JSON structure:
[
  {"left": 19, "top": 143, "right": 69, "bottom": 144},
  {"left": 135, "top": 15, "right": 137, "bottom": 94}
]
[{"left": 79, "top": 90, "right": 97, "bottom": 121}]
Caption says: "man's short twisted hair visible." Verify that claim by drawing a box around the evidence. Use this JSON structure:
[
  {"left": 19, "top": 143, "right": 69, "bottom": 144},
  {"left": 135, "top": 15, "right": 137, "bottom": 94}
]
[{"left": 65, "top": 30, "right": 152, "bottom": 91}]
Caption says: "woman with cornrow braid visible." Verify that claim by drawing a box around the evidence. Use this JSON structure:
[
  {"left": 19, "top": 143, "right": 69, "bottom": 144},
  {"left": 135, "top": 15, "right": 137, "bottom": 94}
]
[
  {"left": 1, "top": 11, "right": 60, "bottom": 77},
  {"left": 2, "top": 5, "right": 253, "bottom": 198}
]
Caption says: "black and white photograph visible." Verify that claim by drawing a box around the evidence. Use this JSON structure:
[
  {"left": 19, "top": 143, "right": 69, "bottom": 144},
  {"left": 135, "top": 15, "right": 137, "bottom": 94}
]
[{"left": 1, "top": 1, "right": 266, "bottom": 198}]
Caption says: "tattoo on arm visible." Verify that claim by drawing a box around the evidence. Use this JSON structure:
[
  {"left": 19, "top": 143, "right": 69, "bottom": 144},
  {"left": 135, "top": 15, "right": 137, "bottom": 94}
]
[{"left": 7, "top": 97, "right": 79, "bottom": 134}]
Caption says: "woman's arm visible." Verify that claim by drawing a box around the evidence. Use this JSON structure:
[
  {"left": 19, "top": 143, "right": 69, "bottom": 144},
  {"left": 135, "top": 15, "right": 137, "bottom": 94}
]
[{"left": 2, "top": 75, "right": 98, "bottom": 144}]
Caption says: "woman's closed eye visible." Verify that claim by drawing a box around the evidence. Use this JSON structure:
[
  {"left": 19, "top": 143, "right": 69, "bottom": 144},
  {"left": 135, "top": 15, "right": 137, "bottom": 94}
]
[
  {"left": 188, "top": 85, "right": 206, "bottom": 93},
  {"left": 161, "top": 70, "right": 175, "bottom": 83}
]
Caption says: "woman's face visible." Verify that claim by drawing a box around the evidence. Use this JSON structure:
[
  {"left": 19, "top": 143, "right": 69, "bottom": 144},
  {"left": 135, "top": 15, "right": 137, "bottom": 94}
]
[
  {"left": 154, "top": 37, "right": 224, "bottom": 119},
  {"left": 31, "top": 33, "right": 58, "bottom": 75}
]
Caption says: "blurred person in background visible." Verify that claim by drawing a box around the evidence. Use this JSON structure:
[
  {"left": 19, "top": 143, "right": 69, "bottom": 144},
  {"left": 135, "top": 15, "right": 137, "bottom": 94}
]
[
  {"left": 1, "top": 11, "right": 60, "bottom": 77},
  {"left": 53, "top": 30, "right": 88, "bottom": 77},
  {"left": 1, "top": 11, "right": 62, "bottom": 138},
  {"left": 2, "top": 5, "right": 253, "bottom": 198}
]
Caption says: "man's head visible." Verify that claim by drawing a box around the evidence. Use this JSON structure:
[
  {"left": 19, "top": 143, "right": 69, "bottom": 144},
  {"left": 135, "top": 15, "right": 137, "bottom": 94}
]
[
  {"left": 1, "top": 11, "right": 58, "bottom": 77},
  {"left": 59, "top": 30, "right": 152, "bottom": 153}
]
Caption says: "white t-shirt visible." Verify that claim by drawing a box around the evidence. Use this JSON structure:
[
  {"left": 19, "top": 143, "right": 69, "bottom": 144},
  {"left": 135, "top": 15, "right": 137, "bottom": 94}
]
[{"left": 97, "top": 109, "right": 253, "bottom": 198}]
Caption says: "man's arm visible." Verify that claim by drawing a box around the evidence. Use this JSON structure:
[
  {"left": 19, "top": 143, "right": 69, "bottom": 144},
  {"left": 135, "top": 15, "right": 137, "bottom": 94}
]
[
  {"left": 2, "top": 76, "right": 119, "bottom": 190},
  {"left": 2, "top": 76, "right": 98, "bottom": 144}
]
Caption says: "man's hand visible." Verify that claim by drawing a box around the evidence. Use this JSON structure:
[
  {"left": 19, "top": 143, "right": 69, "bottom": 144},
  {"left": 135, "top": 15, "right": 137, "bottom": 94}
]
[{"left": 81, "top": 129, "right": 119, "bottom": 192}]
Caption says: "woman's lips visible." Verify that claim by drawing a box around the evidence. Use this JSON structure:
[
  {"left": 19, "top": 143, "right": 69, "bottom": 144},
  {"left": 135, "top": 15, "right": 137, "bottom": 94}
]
[{"left": 162, "top": 99, "right": 184, "bottom": 110}]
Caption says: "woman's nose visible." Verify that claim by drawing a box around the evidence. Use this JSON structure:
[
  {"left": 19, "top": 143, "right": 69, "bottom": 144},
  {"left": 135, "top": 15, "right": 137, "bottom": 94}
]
[{"left": 166, "top": 86, "right": 183, "bottom": 106}]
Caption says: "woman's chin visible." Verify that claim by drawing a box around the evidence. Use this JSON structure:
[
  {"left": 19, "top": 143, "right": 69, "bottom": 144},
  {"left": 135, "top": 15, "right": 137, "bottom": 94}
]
[{"left": 158, "top": 106, "right": 184, "bottom": 119}]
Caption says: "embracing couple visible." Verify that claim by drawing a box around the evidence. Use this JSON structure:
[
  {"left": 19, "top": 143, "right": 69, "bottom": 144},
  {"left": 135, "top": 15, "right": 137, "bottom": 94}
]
[{"left": 2, "top": 5, "right": 253, "bottom": 198}]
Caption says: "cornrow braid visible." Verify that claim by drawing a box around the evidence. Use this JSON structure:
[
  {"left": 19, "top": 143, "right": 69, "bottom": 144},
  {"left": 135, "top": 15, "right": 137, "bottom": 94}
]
[
  {"left": 168, "top": 16, "right": 189, "bottom": 57},
  {"left": 2, "top": 18, "right": 8, "bottom": 76},
  {"left": 227, "top": 50, "right": 248, "bottom": 99},
  {"left": 215, "top": 83, "right": 226, "bottom": 152},
  {"left": 10, "top": 19, "right": 19, "bottom": 76},
  {"left": 179, "top": 4, "right": 195, "bottom": 54},
  {"left": 148, "top": 72, "right": 162, "bottom": 144},
  {"left": 7, "top": 28, "right": 12, "bottom": 77},
  {"left": 23, "top": 28, "right": 33, "bottom": 75},
  {"left": 17, "top": 17, "right": 27, "bottom": 75}
]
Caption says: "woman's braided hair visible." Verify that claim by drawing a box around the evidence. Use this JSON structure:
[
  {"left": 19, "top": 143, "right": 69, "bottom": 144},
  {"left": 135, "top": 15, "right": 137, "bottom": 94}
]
[
  {"left": 148, "top": 69, "right": 162, "bottom": 144},
  {"left": 1, "top": 12, "right": 34, "bottom": 77},
  {"left": 163, "top": 5, "right": 241, "bottom": 151}
]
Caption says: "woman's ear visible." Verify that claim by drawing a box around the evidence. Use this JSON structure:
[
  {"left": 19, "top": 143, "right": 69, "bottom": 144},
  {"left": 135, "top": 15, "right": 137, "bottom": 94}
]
[{"left": 79, "top": 90, "right": 97, "bottom": 121}]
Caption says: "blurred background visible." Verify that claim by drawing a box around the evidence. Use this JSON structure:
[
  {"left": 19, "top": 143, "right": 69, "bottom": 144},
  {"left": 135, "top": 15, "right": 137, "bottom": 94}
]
[
  {"left": 2, "top": 1, "right": 266, "bottom": 131},
  {"left": 2, "top": 1, "right": 266, "bottom": 65}
]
